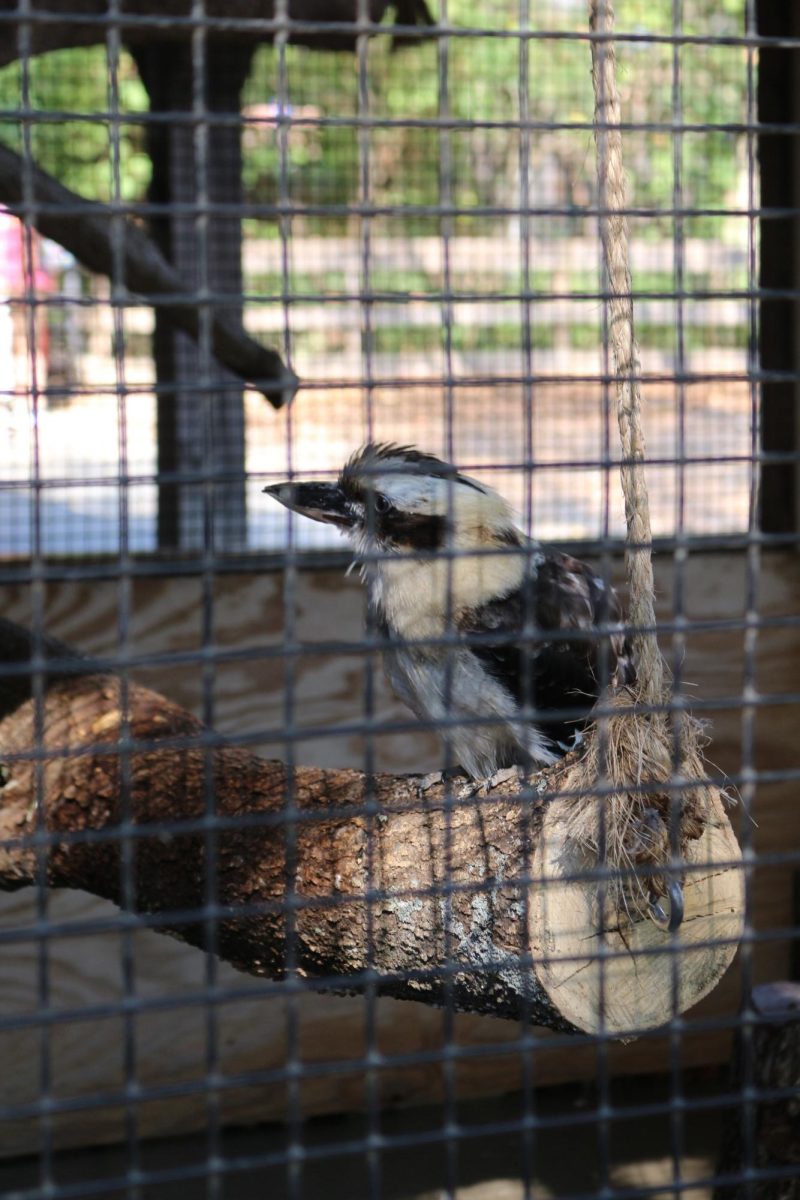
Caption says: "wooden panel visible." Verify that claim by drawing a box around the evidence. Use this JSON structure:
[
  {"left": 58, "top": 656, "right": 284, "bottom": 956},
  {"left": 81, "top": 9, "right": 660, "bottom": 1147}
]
[{"left": 1, "top": 551, "right": 798, "bottom": 1156}]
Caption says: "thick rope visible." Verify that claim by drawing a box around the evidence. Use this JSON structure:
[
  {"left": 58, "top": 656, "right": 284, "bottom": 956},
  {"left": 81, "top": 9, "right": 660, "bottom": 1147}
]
[{"left": 589, "top": 0, "right": 664, "bottom": 705}]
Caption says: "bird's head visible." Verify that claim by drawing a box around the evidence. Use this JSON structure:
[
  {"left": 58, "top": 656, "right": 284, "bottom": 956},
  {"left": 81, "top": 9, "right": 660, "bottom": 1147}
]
[{"left": 263, "top": 442, "right": 520, "bottom": 555}]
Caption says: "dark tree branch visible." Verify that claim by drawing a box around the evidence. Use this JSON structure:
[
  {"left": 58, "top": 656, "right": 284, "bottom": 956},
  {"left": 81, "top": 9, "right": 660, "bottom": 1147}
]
[
  {"left": 0, "top": 142, "right": 298, "bottom": 407},
  {"left": 0, "top": 0, "right": 436, "bottom": 69},
  {"left": 0, "top": 618, "right": 93, "bottom": 721}
]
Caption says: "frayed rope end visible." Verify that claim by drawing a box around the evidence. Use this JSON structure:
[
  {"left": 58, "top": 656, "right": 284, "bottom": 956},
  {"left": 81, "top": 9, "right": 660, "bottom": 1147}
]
[{"left": 560, "top": 684, "right": 729, "bottom": 924}]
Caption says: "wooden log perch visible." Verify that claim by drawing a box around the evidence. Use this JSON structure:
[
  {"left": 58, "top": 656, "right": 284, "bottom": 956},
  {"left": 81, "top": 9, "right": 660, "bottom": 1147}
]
[
  {"left": 0, "top": 143, "right": 298, "bottom": 407},
  {"left": 0, "top": 621, "right": 743, "bottom": 1036}
]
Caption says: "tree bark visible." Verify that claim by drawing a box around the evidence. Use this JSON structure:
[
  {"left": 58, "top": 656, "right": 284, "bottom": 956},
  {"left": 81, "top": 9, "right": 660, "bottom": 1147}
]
[
  {"left": 0, "top": 667, "right": 574, "bottom": 1029},
  {"left": 0, "top": 620, "right": 743, "bottom": 1035}
]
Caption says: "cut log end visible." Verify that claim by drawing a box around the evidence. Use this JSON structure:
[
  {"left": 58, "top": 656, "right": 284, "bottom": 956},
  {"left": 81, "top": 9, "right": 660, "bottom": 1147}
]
[
  {"left": 530, "top": 787, "right": 744, "bottom": 1036},
  {"left": 0, "top": 652, "right": 745, "bottom": 1038}
]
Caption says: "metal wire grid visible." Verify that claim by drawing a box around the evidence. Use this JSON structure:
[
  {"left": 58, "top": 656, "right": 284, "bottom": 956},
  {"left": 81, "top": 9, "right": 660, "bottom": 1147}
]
[
  {"left": 0, "top": 4, "right": 761, "bottom": 552},
  {"left": 0, "top": 2, "right": 798, "bottom": 1199}
]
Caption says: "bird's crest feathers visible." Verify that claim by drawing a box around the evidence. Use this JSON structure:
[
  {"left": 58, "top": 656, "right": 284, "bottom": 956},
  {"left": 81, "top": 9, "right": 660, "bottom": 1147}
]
[
  {"left": 339, "top": 442, "right": 517, "bottom": 537},
  {"left": 341, "top": 442, "right": 486, "bottom": 492}
]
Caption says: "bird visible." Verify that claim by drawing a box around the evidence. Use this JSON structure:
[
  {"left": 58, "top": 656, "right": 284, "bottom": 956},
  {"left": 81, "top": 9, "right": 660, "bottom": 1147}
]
[{"left": 264, "top": 443, "right": 633, "bottom": 784}]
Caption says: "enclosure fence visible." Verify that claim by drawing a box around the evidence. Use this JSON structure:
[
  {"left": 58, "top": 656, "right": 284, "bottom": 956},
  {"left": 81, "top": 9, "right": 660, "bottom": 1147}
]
[{"left": 0, "top": 1, "right": 799, "bottom": 1199}]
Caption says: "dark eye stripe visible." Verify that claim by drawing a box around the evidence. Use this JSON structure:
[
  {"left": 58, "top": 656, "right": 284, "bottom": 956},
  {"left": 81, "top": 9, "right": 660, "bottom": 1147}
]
[{"left": 377, "top": 509, "right": 446, "bottom": 550}]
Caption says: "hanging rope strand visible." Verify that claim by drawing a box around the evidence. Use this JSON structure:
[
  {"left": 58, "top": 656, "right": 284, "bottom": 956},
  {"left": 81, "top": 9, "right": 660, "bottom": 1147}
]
[{"left": 590, "top": 0, "right": 663, "bottom": 705}]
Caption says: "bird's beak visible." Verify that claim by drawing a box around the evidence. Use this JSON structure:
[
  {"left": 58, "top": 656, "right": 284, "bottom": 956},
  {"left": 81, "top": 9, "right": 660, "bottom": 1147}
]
[{"left": 263, "top": 481, "right": 354, "bottom": 528}]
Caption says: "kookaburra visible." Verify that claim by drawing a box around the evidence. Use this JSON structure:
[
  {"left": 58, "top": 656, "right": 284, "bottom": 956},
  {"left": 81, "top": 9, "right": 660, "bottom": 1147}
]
[{"left": 265, "top": 443, "right": 632, "bottom": 781}]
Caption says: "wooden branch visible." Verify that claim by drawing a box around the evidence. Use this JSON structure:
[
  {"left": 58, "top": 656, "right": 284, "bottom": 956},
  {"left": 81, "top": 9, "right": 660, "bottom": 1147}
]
[
  {"left": 0, "top": 669, "right": 572, "bottom": 1027},
  {"left": 0, "top": 143, "right": 298, "bottom": 407},
  {"left": 0, "top": 621, "right": 743, "bottom": 1035}
]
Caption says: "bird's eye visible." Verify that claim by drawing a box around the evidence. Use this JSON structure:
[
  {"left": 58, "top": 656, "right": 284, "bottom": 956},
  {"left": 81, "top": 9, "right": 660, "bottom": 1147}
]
[{"left": 373, "top": 494, "right": 391, "bottom": 514}]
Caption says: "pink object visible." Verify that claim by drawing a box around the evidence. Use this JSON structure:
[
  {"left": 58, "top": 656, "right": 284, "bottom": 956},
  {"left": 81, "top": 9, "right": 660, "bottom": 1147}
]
[{"left": 0, "top": 207, "right": 53, "bottom": 297}]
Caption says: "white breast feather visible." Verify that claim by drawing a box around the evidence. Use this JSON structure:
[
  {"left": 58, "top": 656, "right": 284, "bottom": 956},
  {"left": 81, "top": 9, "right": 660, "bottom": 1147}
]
[{"left": 355, "top": 468, "right": 557, "bottom": 777}]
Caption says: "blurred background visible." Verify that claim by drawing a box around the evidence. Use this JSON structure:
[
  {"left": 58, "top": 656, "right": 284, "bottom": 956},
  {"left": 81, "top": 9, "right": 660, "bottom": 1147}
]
[{"left": 0, "top": 0, "right": 753, "bottom": 556}]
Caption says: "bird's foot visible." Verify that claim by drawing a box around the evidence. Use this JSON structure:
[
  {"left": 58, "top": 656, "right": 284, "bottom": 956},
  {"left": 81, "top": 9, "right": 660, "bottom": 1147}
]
[
  {"left": 453, "top": 765, "right": 529, "bottom": 800},
  {"left": 417, "top": 766, "right": 526, "bottom": 799},
  {"left": 477, "top": 764, "right": 529, "bottom": 795},
  {"left": 486, "top": 764, "right": 527, "bottom": 791},
  {"left": 417, "top": 767, "right": 469, "bottom": 795}
]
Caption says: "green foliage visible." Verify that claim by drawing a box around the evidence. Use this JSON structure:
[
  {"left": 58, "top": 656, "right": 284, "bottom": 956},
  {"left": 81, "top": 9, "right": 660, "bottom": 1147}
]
[
  {"left": 0, "top": 0, "right": 745, "bottom": 238},
  {"left": 291, "top": 318, "right": 746, "bottom": 358},
  {"left": 0, "top": 48, "right": 150, "bottom": 202},
  {"left": 240, "top": 0, "right": 745, "bottom": 239}
]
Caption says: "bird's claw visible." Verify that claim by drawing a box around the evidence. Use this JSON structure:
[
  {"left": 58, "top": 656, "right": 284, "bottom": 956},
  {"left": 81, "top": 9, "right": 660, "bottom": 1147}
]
[
  {"left": 648, "top": 879, "right": 685, "bottom": 933},
  {"left": 484, "top": 764, "right": 527, "bottom": 792},
  {"left": 418, "top": 765, "right": 527, "bottom": 799},
  {"left": 417, "top": 768, "right": 470, "bottom": 796},
  {"left": 458, "top": 765, "right": 527, "bottom": 799}
]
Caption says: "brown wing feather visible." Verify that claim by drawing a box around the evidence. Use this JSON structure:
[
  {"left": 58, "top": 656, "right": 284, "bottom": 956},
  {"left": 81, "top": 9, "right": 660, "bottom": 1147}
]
[
  {"left": 459, "top": 549, "right": 633, "bottom": 752},
  {"left": 539, "top": 551, "right": 634, "bottom": 688}
]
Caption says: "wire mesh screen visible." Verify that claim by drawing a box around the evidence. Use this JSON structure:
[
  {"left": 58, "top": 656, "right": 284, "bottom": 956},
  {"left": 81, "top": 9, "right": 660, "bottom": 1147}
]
[
  {"left": 0, "top": 2, "right": 756, "bottom": 552},
  {"left": 1, "top": 2, "right": 799, "bottom": 1199}
]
